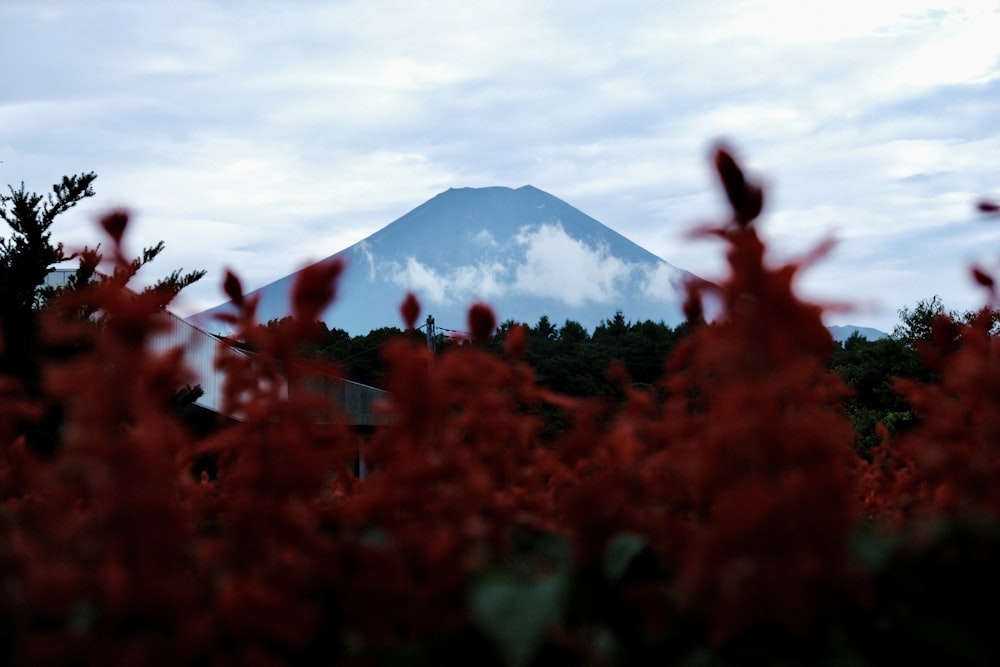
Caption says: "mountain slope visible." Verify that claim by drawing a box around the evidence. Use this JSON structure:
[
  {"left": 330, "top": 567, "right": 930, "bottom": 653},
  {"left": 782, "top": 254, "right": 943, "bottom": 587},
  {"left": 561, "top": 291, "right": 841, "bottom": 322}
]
[
  {"left": 193, "top": 185, "right": 698, "bottom": 335},
  {"left": 828, "top": 325, "right": 889, "bottom": 342}
]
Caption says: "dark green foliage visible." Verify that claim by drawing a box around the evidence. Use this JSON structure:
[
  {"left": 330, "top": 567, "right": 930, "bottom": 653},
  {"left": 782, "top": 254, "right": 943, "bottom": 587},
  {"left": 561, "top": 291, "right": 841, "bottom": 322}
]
[
  {"left": 523, "top": 316, "right": 603, "bottom": 397},
  {"left": 1, "top": 175, "right": 204, "bottom": 456},
  {"left": 265, "top": 318, "right": 421, "bottom": 388},
  {"left": 592, "top": 312, "right": 689, "bottom": 388},
  {"left": 469, "top": 570, "right": 570, "bottom": 667},
  {"left": 513, "top": 311, "right": 685, "bottom": 397},
  {"left": 849, "top": 519, "right": 1000, "bottom": 667},
  {"left": 894, "top": 296, "right": 1000, "bottom": 351},
  {"left": 0, "top": 173, "right": 97, "bottom": 392},
  {"left": 331, "top": 326, "right": 415, "bottom": 387},
  {"left": 290, "top": 311, "right": 685, "bottom": 397},
  {"left": 893, "top": 295, "right": 948, "bottom": 345},
  {"left": 831, "top": 296, "right": 999, "bottom": 455},
  {"left": 828, "top": 333, "right": 927, "bottom": 454}
]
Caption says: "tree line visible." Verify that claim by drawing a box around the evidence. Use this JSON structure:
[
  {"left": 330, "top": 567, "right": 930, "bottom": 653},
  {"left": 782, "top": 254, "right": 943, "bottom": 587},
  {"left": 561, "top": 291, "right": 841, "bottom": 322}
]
[{"left": 266, "top": 296, "right": 998, "bottom": 455}]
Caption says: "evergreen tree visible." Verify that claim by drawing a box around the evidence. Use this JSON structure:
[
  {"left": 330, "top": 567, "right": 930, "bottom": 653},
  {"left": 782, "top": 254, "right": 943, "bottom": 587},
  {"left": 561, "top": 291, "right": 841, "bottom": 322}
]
[
  {"left": 0, "top": 173, "right": 97, "bottom": 392},
  {"left": 1, "top": 174, "right": 205, "bottom": 454}
]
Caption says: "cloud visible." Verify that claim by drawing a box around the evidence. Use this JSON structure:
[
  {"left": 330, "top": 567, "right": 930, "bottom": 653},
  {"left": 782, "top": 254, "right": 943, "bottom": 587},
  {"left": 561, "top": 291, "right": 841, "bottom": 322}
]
[
  {"left": 389, "top": 257, "right": 446, "bottom": 304},
  {"left": 471, "top": 229, "right": 498, "bottom": 248},
  {"left": 641, "top": 263, "right": 688, "bottom": 302},
  {"left": 512, "top": 223, "right": 636, "bottom": 306},
  {"left": 388, "top": 257, "right": 508, "bottom": 305},
  {"left": 356, "top": 241, "right": 377, "bottom": 281},
  {"left": 385, "top": 222, "right": 682, "bottom": 310}
]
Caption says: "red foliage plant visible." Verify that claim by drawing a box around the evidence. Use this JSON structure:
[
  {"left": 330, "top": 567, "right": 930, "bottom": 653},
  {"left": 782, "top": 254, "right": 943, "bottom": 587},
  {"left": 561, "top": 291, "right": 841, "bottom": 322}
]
[
  {"left": 546, "top": 145, "right": 861, "bottom": 643},
  {"left": 858, "top": 278, "right": 1000, "bottom": 523},
  {"left": 2, "top": 150, "right": 999, "bottom": 665}
]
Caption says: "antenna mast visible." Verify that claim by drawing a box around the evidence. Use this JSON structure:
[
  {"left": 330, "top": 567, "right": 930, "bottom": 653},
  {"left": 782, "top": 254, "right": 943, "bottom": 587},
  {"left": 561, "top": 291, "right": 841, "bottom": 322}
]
[{"left": 425, "top": 314, "right": 436, "bottom": 352}]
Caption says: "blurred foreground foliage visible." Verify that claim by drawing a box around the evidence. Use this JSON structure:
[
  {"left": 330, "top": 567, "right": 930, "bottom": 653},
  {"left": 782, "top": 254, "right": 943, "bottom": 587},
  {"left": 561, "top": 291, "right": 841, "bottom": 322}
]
[{"left": 3, "top": 149, "right": 1000, "bottom": 666}]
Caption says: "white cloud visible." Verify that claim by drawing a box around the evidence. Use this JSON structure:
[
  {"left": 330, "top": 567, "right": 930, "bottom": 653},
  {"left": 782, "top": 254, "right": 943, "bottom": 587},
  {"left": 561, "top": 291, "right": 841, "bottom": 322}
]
[
  {"left": 357, "top": 241, "right": 377, "bottom": 281},
  {"left": 385, "top": 223, "right": 683, "bottom": 310},
  {"left": 388, "top": 257, "right": 508, "bottom": 305},
  {"left": 471, "top": 229, "right": 498, "bottom": 248},
  {"left": 390, "top": 257, "right": 447, "bottom": 304},
  {"left": 512, "top": 223, "right": 636, "bottom": 306},
  {"left": 641, "top": 263, "right": 688, "bottom": 302}
]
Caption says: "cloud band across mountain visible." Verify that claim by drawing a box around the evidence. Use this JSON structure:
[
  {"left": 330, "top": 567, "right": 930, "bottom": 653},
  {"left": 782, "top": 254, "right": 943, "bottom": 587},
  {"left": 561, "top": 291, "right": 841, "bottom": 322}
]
[{"left": 386, "top": 221, "right": 686, "bottom": 308}]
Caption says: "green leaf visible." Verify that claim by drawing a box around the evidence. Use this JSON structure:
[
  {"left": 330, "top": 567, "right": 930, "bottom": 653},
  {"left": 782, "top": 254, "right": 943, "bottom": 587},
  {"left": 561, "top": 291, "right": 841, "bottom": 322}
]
[
  {"left": 851, "top": 521, "right": 905, "bottom": 571},
  {"left": 469, "top": 571, "right": 568, "bottom": 667},
  {"left": 67, "top": 599, "right": 97, "bottom": 635},
  {"left": 603, "top": 532, "right": 647, "bottom": 581}
]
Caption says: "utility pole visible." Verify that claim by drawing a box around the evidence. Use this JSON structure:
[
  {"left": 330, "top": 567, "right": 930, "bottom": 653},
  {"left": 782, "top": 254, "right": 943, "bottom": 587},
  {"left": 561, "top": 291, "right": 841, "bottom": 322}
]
[{"left": 425, "top": 314, "right": 436, "bottom": 352}]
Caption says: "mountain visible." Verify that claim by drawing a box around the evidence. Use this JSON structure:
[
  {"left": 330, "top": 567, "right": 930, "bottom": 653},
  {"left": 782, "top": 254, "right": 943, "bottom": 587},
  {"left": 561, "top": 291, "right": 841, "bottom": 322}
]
[
  {"left": 827, "top": 325, "right": 889, "bottom": 343},
  {"left": 192, "top": 185, "right": 698, "bottom": 335}
]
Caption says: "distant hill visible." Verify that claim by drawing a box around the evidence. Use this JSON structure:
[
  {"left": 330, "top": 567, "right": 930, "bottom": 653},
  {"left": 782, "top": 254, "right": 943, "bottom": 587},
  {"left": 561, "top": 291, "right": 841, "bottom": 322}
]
[
  {"left": 827, "top": 325, "right": 889, "bottom": 342},
  {"left": 192, "top": 185, "right": 698, "bottom": 335}
]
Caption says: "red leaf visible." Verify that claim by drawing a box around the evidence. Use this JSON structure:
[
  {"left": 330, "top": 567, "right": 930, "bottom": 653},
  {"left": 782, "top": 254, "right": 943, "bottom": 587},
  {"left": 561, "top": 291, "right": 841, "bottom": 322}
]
[
  {"left": 503, "top": 323, "right": 528, "bottom": 359},
  {"left": 683, "top": 289, "right": 703, "bottom": 323},
  {"left": 972, "top": 266, "right": 995, "bottom": 289},
  {"left": 99, "top": 209, "right": 129, "bottom": 244},
  {"left": 292, "top": 258, "right": 344, "bottom": 323},
  {"left": 223, "top": 270, "right": 244, "bottom": 306},
  {"left": 467, "top": 302, "right": 496, "bottom": 343},
  {"left": 713, "top": 145, "right": 763, "bottom": 226},
  {"left": 400, "top": 292, "right": 420, "bottom": 329}
]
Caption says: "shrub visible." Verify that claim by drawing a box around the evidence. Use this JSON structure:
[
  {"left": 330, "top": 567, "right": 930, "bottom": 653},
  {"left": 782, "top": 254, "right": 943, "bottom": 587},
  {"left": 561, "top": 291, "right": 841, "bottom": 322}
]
[{"left": 2, "top": 148, "right": 999, "bottom": 665}]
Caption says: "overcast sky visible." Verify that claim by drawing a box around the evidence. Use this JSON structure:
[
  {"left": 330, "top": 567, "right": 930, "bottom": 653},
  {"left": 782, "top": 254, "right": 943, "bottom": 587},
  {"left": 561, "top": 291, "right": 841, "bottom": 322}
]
[{"left": 3, "top": 1, "right": 998, "bottom": 332}]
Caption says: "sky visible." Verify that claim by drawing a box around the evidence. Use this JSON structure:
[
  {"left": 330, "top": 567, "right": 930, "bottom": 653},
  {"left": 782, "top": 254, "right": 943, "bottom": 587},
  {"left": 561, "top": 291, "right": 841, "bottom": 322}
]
[{"left": 2, "top": 0, "right": 999, "bottom": 333}]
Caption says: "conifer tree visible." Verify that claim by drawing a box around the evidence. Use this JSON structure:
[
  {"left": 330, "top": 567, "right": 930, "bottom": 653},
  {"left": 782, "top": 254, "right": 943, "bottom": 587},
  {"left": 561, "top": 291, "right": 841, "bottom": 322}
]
[
  {"left": 0, "top": 173, "right": 97, "bottom": 392},
  {"left": 1, "top": 173, "right": 205, "bottom": 454}
]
